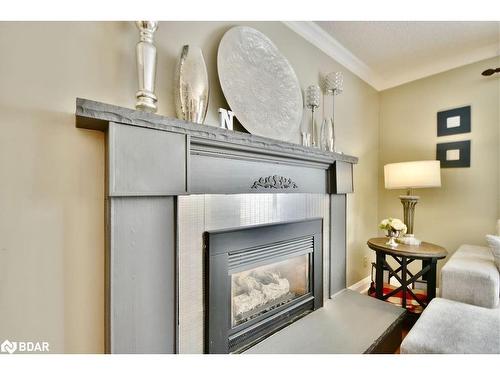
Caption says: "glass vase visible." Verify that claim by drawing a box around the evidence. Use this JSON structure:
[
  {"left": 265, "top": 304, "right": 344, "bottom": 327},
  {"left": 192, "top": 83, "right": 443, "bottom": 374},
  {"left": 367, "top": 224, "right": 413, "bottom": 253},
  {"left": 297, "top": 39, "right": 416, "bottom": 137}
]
[
  {"left": 174, "top": 45, "right": 210, "bottom": 124},
  {"left": 321, "top": 118, "right": 335, "bottom": 152},
  {"left": 312, "top": 117, "right": 321, "bottom": 148}
]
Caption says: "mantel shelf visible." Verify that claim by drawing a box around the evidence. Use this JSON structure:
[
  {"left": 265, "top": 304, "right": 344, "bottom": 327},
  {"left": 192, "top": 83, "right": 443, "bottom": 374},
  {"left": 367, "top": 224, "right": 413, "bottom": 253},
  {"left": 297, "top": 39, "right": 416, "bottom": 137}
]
[
  {"left": 76, "top": 98, "right": 358, "bottom": 166},
  {"left": 75, "top": 98, "right": 356, "bottom": 196}
]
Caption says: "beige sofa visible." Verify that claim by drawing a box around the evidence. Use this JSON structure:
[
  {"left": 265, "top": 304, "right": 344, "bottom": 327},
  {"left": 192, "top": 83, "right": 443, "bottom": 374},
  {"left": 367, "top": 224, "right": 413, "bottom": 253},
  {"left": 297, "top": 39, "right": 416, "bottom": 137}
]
[
  {"left": 401, "top": 240, "right": 500, "bottom": 354},
  {"left": 441, "top": 244, "right": 499, "bottom": 308}
]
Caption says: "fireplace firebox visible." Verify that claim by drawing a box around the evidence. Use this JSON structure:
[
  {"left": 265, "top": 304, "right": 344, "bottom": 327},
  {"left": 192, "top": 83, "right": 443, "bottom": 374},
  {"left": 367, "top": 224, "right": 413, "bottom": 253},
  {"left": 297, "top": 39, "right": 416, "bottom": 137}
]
[{"left": 205, "top": 219, "right": 323, "bottom": 353}]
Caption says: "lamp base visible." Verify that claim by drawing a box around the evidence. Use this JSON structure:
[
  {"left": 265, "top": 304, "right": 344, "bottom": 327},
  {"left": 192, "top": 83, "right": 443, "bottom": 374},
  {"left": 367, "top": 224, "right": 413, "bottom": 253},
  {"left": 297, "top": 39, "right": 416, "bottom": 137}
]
[
  {"left": 399, "top": 194, "right": 419, "bottom": 239},
  {"left": 397, "top": 234, "right": 421, "bottom": 246}
]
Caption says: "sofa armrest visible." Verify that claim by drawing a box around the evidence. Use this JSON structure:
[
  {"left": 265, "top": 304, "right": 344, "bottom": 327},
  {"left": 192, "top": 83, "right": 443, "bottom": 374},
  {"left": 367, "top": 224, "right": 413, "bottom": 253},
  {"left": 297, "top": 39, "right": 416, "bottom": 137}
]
[
  {"left": 401, "top": 298, "right": 500, "bottom": 354},
  {"left": 441, "top": 254, "right": 499, "bottom": 308}
]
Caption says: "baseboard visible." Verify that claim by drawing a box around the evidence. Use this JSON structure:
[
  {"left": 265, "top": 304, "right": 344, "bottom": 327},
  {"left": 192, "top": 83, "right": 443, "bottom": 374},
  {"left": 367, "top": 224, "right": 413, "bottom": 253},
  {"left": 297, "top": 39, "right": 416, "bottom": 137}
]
[
  {"left": 348, "top": 276, "right": 371, "bottom": 295},
  {"left": 346, "top": 276, "right": 441, "bottom": 298}
]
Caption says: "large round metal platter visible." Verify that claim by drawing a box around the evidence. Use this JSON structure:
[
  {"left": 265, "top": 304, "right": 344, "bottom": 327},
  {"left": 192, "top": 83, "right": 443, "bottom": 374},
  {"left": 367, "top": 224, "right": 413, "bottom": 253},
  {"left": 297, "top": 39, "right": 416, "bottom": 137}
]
[{"left": 217, "top": 26, "right": 303, "bottom": 142}]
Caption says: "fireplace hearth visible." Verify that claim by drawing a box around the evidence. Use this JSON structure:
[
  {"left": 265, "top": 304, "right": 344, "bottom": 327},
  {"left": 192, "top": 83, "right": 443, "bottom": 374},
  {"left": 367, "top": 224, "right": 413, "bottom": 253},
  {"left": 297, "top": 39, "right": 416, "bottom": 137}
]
[{"left": 206, "top": 219, "right": 323, "bottom": 353}]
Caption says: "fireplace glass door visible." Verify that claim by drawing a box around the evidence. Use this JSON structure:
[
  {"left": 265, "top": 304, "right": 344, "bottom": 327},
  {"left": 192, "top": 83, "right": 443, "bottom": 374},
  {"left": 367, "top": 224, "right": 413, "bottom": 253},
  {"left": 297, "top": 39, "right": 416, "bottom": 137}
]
[
  {"left": 206, "top": 219, "right": 323, "bottom": 353},
  {"left": 231, "top": 254, "right": 310, "bottom": 327}
]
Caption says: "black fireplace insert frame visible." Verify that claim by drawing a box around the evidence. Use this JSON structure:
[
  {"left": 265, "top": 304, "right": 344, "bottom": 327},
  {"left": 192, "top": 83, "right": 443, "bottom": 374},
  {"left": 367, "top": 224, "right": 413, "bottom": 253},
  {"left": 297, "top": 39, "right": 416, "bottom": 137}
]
[{"left": 205, "top": 218, "right": 323, "bottom": 353}]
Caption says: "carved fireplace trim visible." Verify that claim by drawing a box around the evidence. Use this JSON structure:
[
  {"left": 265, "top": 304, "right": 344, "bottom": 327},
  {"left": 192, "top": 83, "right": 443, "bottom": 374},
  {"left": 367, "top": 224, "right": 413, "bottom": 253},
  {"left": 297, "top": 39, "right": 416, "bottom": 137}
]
[{"left": 75, "top": 98, "right": 358, "bottom": 354}]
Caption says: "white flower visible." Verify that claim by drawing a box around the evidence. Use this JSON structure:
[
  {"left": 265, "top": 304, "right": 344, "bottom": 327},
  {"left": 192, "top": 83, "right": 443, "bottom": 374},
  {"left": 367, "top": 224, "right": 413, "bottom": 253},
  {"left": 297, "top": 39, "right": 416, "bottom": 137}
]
[
  {"left": 379, "top": 217, "right": 407, "bottom": 233},
  {"left": 379, "top": 219, "right": 390, "bottom": 230},
  {"left": 391, "top": 219, "right": 405, "bottom": 231}
]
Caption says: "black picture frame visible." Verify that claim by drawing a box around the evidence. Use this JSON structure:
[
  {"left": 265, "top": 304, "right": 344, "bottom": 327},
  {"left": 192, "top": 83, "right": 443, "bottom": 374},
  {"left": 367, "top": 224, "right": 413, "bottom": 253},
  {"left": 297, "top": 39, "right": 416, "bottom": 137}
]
[
  {"left": 437, "top": 106, "right": 471, "bottom": 136},
  {"left": 436, "top": 140, "right": 471, "bottom": 168}
]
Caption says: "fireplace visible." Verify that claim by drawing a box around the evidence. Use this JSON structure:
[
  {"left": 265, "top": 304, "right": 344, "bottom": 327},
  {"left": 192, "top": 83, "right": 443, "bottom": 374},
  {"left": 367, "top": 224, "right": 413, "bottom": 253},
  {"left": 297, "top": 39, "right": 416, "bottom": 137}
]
[
  {"left": 76, "top": 98, "right": 356, "bottom": 354},
  {"left": 206, "top": 219, "right": 323, "bottom": 353}
]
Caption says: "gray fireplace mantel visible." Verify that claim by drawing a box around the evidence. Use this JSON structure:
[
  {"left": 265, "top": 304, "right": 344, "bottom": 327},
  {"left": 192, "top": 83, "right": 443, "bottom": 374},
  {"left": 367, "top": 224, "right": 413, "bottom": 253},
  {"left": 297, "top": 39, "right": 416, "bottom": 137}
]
[
  {"left": 75, "top": 98, "right": 357, "bottom": 354},
  {"left": 76, "top": 98, "right": 357, "bottom": 196}
]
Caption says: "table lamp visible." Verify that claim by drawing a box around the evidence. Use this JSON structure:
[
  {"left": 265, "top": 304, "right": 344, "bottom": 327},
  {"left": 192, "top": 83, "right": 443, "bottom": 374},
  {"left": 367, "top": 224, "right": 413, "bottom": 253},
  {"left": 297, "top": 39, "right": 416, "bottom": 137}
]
[{"left": 384, "top": 160, "right": 441, "bottom": 245}]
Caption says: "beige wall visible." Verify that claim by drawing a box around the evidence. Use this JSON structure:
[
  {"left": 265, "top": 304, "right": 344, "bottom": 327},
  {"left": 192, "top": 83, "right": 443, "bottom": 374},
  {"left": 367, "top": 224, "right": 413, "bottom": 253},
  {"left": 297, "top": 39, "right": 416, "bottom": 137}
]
[
  {"left": 379, "top": 57, "right": 500, "bottom": 278},
  {"left": 0, "top": 21, "right": 380, "bottom": 353}
]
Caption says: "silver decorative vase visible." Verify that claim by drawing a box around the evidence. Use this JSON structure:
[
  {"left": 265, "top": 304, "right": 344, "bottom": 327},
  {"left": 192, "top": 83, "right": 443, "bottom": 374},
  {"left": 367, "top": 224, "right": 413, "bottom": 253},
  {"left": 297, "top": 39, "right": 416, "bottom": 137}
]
[
  {"left": 385, "top": 229, "right": 402, "bottom": 247},
  {"left": 386, "top": 235, "right": 398, "bottom": 247},
  {"left": 135, "top": 21, "right": 158, "bottom": 113},
  {"left": 174, "top": 45, "right": 209, "bottom": 124}
]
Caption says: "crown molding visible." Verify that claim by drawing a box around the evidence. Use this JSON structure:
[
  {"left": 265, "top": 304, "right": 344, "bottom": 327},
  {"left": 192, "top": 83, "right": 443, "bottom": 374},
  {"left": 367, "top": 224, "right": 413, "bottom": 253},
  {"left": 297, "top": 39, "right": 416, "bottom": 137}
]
[
  {"left": 283, "top": 21, "right": 384, "bottom": 90},
  {"left": 284, "top": 21, "right": 500, "bottom": 92}
]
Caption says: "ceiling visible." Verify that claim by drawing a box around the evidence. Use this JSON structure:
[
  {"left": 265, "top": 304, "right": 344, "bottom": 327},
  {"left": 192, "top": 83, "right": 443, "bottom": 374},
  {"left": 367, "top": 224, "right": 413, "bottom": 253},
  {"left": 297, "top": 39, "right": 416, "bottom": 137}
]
[{"left": 285, "top": 21, "right": 500, "bottom": 91}]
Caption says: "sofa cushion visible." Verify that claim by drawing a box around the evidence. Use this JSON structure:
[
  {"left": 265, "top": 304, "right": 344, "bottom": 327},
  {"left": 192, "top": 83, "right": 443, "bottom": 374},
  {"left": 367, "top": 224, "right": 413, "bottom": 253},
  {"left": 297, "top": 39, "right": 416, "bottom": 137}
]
[
  {"left": 453, "top": 244, "right": 494, "bottom": 261},
  {"left": 441, "top": 244, "right": 499, "bottom": 308},
  {"left": 486, "top": 235, "right": 500, "bottom": 271},
  {"left": 401, "top": 298, "right": 500, "bottom": 354}
]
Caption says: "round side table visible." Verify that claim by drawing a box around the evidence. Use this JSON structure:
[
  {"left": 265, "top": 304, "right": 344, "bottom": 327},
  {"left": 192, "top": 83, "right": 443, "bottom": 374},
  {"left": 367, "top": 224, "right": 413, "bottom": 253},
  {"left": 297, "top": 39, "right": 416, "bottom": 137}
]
[{"left": 367, "top": 238, "right": 447, "bottom": 310}]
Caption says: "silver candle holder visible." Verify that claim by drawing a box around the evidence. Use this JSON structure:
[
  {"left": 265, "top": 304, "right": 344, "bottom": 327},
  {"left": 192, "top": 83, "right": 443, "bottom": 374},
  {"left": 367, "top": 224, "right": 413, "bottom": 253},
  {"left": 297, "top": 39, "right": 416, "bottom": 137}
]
[
  {"left": 325, "top": 71, "right": 344, "bottom": 96},
  {"left": 135, "top": 21, "right": 158, "bottom": 113},
  {"left": 305, "top": 85, "right": 321, "bottom": 148}
]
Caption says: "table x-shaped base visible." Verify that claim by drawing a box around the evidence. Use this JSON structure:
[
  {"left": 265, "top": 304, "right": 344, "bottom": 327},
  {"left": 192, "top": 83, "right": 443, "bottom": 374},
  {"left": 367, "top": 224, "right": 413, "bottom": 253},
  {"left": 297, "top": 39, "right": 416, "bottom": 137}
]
[{"left": 375, "top": 252, "right": 437, "bottom": 310}]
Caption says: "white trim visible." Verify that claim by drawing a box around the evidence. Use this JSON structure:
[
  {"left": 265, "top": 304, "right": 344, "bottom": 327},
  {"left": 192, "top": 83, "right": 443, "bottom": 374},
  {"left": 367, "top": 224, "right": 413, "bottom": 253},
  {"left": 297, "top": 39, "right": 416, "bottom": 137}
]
[
  {"left": 348, "top": 276, "right": 371, "bottom": 294},
  {"left": 283, "top": 21, "right": 384, "bottom": 90},
  {"left": 284, "top": 21, "right": 500, "bottom": 92}
]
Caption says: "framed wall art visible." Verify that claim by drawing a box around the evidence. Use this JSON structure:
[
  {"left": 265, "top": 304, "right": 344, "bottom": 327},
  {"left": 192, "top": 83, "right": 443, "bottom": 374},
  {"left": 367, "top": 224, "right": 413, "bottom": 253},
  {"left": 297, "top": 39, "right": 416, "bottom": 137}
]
[
  {"left": 436, "top": 140, "right": 471, "bottom": 168},
  {"left": 437, "top": 105, "right": 471, "bottom": 136}
]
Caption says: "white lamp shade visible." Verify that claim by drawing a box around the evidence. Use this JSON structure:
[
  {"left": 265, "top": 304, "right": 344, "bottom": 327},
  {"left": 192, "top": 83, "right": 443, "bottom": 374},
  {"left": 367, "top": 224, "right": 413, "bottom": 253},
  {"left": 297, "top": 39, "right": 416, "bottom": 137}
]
[{"left": 384, "top": 160, "right": 441, "bottom": 190}]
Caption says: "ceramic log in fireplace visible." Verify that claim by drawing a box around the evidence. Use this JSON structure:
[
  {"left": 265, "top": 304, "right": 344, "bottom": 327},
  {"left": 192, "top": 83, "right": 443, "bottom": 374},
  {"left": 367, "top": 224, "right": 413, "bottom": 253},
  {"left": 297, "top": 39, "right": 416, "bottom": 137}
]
[
  {"left": 75, "top": 98, "right": 357, "bottom": 353},
  {"left": 206, "top": 219, "right": 323, "bottom": 353}
]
